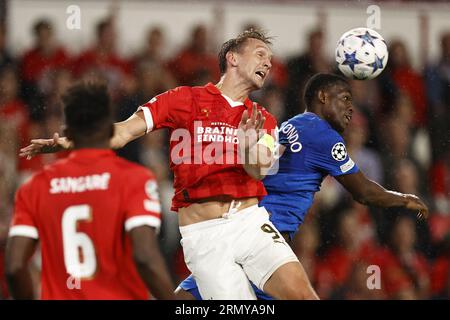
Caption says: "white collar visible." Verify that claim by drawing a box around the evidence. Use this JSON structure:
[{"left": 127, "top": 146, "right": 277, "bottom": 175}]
[{"left": 221, "top": 94, "right": 244, "bottom": 108}]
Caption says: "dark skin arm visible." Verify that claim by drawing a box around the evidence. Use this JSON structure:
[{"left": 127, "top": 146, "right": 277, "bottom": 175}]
[
  {"left": 129, "top": 226, "right": 175, "bottom": 300},
  {"left": 335, "top": 170, "right": 429, "bottom": 220},
  {"left": 5, "top": 236, "right": 38, "bottom": 299}
]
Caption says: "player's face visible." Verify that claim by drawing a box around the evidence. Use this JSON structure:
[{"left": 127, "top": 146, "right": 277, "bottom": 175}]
[
  {"left": 323, "top": 84, "right": 353, "bottom": 133},
  {"left": 236, "top": 38, "right": 272, "bottom": 89}
]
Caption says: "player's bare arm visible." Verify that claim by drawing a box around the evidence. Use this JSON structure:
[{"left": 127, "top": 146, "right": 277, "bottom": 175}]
[
  {"left": 111, "top": 112, "right": 148, "bottom": 149},
  {"left": 19, "top": 111, "right": 148, "bottom": 159},
  {"left": 335, "top": 170, "right": 429, "bottom": 220},
  {"left": 238, "top": 103, "right": 275, "bottom": 180},
  {"left": 5, "top": 236, "right": 38, "bottom": 299},
  {"left": 129, "top": 225, "right": 176, "bottom": 300}
]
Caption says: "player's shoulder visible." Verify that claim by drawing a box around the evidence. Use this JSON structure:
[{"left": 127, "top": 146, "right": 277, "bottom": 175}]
[
  {"left": 287, "top": 113, "right": 343, "bottom": 146},
  {"left": 284, "top": 112, "right": 330, "bottom": 135},
  {"left": 170, "top": 85, "right": 193, "bottom": 95}
]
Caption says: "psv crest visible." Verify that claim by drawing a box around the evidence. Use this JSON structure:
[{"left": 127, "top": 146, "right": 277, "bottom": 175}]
[{"left": 331, "top": 142, "right": 347, "bottom": 161}]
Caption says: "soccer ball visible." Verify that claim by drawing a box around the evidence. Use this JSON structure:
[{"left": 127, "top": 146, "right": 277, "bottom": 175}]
[{"left": 335, "top": 27, "right": 388, "bottom": 80}]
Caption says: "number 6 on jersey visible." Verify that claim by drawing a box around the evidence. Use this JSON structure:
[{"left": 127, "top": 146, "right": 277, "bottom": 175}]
[{"left": 62, "top": 204, "right": 97, "bottom": 279}]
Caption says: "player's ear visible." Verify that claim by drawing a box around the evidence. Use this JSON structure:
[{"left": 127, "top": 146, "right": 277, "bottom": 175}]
[
  {"left": 226, "top": 51, "right": 238, "bottom": 68},
  {"left": 318, "top": 90, "right": 327, "bottom": 104}
]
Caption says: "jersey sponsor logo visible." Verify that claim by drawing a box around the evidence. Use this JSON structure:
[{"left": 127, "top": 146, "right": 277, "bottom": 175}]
[
  {"left": 196, "top": 122, "right": 240, "bottom": 144},
  {"left": 50, "top": 173, "right": 111, "bottom": 194},
  {"left": 169, "top": 121, "right": 277, "bottom": 173},
  {"left": 280, "top": 123, "right": 302, "bottom": 152},
  {"left": 331, "top": 142, "right": 347, "bottom": 161},
  {"left": 340, "top": 157, "right": 355, "bottom": 173}
]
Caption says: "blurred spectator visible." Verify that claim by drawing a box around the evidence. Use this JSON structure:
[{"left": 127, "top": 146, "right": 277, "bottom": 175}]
[
  {"left": 0, "top": 24, "right": 15, "bottom": 72},
  {"left": 72, "top": 18, "right": 131, "bottom": 96},
  {"left": 429, "top": 149, "right": 450, "bottom": 215},
  {"left": 430, "top": 236, "right": 450, "bottom": 299},
  {"left": 374, "top": 215, "right": 430, "bottom": 299},
  {"left": 428, "top": 149, "right": 450, "bottom": 248},
  {"left": 39, "top": 68, "right": 73, "bottom": 120},
  {"left": 348, "top": 79, "right": 382, "bottom": 149},
  {"left": 167, "top": 24, "right": 220, "bottom": 86},
  {"left": 20, "top": 19, "right": 70, "bottom": 120},
  {"left": 382, "top": 40, "right": 427, "bottom": 128},
  {"left": 330, "top": 261, "right": 384, "bottom": 300},
  {"left": 284, "top": 28, "right": 332, "bottom": 120},
  {"left": 424, "top": 31, "right": 450, "bottom": 163},
  {"left": 134, "top": 26, "right": 168, "bottom": 67},
  {"left": 257, "top": 85, "right": 285, "bottom": 123},
  {"left": 344, "top": 110, "right": 383, "bottom": 184},
  {"left": 379, "top": 160, "right": 432, "bottom": 254},
  {"left": 379, "top": 113, "right": 413, "bottom": 179},
  {"left": 0, "top": 66, "right": 43, "bottom": 175},
  {"left": 316, "top": 207, "right": 379, "bottom": 298},
  {"left": 115, "top": 60, "right": 175, "bottom": 164},
  {"left": 0, "top": 211, "right": 10, "bottom": 299}
]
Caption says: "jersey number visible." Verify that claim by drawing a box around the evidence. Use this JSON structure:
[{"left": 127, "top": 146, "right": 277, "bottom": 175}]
[
  {"left": 261, "top": 223, "right": 281, "bottom": 240},
  {"left": 62, "top": 205, "right": 97, "bottom": 278}
]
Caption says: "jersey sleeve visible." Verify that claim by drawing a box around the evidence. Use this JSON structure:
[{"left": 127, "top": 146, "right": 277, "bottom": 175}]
[
  {"left": 123, "top": 168, "right": 162, "bottom": 233},
  {"left": 9, "top": 178, "right": 39, "bottom": 239},
  {"left": 135, "top": 86, "right": 192, "bottom": 133},
  {"left": 306, "top": 129, "right": 359, "bottom": 177}
]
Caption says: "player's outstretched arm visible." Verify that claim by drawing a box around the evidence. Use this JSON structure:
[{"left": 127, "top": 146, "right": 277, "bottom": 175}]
[
  {"left": 335, "top": 171, "right": 429, "bottom": 220},
  {"left": 110, "top": 112, "right": 148, "bottom": 149},
  {"left": 5, "top": 236, "right": 38, "bottom": 299},
  {"left": 19, "top": 112, "right": 148, "bottom": 159},
  {"left": 129, "top": 225, "right": 175, "bottom": 300}
]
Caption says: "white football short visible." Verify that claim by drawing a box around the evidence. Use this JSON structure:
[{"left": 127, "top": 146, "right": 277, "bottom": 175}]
[{"left": 179, "top": 203, "right": 299, "bottom": 300}]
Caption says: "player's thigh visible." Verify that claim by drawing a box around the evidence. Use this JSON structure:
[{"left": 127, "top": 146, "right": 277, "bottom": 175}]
[
  {"left": 180, "top": 222, "right": 255, "bottom": 300},
  {"left": 263, "top": 261, "right": 319, "bottom": 300},
  {"left": 239, "top": 207, "right": 299, "bottom": 292}
]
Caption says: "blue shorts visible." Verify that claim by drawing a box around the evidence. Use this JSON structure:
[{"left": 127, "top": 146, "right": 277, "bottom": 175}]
[{"left": 178, "top": 275, "right": 275, "bottom": 300}]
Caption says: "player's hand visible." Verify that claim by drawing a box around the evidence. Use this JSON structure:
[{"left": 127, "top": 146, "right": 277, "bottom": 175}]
[
  {"left": 239, "top": 102, "right": 265, "bottom": 132},
  {"left": 238, "top": 103, "right": 266, "bottom": 150},
  {"left": 404, "top": 194, "right": 429, "bottom": 220},
  {"left": 19, "top": 133, "right": 73, "bottom": 159}
]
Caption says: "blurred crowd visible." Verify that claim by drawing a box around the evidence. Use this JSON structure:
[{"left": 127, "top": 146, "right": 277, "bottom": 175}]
[{"left": 0, "top": 17, "right": 449, "bottom": 300}]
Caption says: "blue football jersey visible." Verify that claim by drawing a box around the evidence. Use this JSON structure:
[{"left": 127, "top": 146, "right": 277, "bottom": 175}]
[{"left": 260, "top": 112, "right": 359, "bottom": 234}]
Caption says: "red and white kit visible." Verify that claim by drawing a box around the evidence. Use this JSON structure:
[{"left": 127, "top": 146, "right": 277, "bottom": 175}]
[
  {"left": 10, "top": 149, "right": 161, "bottom": 299},
  {"left": 138, "top": 83, "right": 299, "bottom": 299}
]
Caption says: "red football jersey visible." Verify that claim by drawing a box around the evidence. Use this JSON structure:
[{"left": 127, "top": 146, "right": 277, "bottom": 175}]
[
  {"left": 138, "top": 83, "right": 277, "bottom": 211},
  {"left": 9, "top": 149, "right": 161, "bottom": 300}
]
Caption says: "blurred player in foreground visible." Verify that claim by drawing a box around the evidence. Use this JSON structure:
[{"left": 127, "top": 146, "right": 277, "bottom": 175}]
[
  {"left": 176, "top": 73, "right": 429, "bottom": 300},
  {"left": 19, "top": 30, "right": 317, "bottom": 300},
  {"left": 6, "top": 83, "right": 175, "bottom": 299}
]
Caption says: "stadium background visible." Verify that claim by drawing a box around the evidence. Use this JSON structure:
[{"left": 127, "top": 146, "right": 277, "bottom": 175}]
[{"left": 0, "top": 0, "right": 449, "bottom": 299}]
